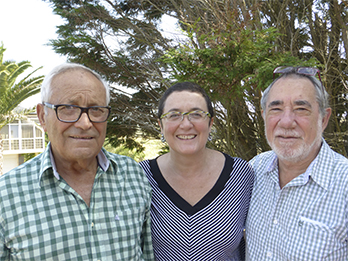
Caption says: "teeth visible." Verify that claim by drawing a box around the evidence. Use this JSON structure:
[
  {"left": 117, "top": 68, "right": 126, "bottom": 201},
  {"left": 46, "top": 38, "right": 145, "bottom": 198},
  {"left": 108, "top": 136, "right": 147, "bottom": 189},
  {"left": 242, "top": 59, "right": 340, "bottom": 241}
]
[
  {"left": 177, "top": 135, "right": 195, "bottom": 140},
  {"left": 72, "top": 136, "right": 92, "bottom": 139}
]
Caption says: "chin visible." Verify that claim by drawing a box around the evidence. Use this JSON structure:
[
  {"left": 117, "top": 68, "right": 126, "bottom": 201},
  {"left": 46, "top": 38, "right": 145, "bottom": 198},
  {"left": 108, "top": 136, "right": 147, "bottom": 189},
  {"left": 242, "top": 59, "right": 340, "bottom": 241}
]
[
  {"left": 72, "top": 147, "right": 99, "bottom": 159},
  {"left": 271, "top": 138, "right": 322, "bottom": 163},
  {"left": 276, "top": 151, "right": 309, "bottom": 163}
]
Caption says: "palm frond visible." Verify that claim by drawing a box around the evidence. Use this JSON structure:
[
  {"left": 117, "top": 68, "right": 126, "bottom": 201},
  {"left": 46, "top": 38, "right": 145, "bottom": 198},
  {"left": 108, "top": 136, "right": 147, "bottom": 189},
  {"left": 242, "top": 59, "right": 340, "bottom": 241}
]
[
  {"left": 0, "top": 44, "right": 44, "bottom": 128},
  {"left": 7, "top": 61, "right": 32, "bottom": 87},
  {"left": 0, "top": 109, "right": 35, "bottom": 129}
]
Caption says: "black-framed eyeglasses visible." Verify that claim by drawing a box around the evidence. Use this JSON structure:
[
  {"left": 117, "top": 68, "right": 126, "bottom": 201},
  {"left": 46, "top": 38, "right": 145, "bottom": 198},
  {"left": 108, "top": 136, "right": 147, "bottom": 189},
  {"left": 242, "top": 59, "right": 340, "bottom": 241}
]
[
  {"left": 273, "top": 66, "right": 322, "bottom": 82},
  {"left": 160, "top": 110, "right": 211, "bottom": 123},
  {"left": 43, "top": 102, "right": 111, "bottom": 123}
]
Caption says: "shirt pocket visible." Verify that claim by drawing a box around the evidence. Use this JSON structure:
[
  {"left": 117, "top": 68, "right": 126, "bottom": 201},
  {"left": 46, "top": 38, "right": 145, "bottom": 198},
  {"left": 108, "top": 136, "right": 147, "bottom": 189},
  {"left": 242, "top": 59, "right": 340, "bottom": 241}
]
[
  {"left": 113, "top": 208, "right": 145, "bottom": 242},
  {"left": 284, "top": 216, "right": 336, "bottom": 260}
]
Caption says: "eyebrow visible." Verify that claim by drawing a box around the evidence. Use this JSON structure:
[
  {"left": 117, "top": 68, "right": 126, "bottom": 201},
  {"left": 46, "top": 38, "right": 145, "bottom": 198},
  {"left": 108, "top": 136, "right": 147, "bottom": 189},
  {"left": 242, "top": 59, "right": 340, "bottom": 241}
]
[
  {"left": 268, "top": 100, "right": 312, "bottom": 108},
  {"left": 294, "top": 100, "right": 312, "bottom": 108},
  {"left": 268, "top": 100, "right": 283, "bottom": 107},
  {"left": 167, "top": 107, "right": 204, "bottom": 112}
]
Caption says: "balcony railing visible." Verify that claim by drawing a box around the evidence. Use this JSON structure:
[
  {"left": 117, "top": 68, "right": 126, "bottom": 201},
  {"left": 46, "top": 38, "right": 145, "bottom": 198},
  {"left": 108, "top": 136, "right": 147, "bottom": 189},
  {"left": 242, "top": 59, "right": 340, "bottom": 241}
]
[{"left": 1, "top": 118, "right": 45, "bottom": 154}]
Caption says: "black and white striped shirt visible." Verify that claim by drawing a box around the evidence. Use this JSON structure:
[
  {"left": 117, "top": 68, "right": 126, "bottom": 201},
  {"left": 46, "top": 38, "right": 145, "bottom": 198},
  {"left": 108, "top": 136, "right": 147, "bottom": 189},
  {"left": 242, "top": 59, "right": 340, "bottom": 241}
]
[{"left": 140, "top": 153, "right": 254, "bottom": 260}]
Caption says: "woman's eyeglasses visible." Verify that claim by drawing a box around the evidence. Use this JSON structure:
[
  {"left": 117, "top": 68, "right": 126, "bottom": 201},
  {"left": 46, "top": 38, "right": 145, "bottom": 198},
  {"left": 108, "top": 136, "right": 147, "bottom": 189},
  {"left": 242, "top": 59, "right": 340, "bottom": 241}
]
[
  {"left": 160, "top": 110, "right": 211, "bottom": 123},
  {"left": 273, "top": 66, "right": 322, "bottom": 82}
]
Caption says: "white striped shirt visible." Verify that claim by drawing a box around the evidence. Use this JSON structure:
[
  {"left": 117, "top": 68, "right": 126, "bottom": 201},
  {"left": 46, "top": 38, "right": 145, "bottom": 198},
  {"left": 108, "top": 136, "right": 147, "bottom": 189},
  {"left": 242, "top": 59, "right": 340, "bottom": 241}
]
[{"left": 140, "top": 153, "right": 254, "bottom": 260}]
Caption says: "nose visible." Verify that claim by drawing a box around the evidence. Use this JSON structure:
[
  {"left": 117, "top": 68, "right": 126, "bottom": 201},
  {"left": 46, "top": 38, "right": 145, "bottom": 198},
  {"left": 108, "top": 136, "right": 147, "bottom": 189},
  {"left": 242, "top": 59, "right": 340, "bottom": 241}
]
[
  {"left": 74, "top": 111, "right": 93, "bottom": 129},
  {"left": 277, "top": 109, "right": 296, "bottom": 128},
  {"left": 180, "top": 112, "right": 195, "bottom": 122},
  {"left": 179, "top": 114, "right": 193, "bottom": 126}
]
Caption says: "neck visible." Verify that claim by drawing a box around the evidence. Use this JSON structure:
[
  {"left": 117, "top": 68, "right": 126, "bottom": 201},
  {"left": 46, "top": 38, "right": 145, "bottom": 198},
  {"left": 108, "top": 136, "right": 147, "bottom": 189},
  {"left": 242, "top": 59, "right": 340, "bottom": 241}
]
[
  {"left": 163, "top": 148, "right": 212, "bottom": 177},
  {"left": 53, "top": 156, "right": 98, "bottom": 208},
  {"left": 278, "top": 143, "right": 321, "bottom": 188}
]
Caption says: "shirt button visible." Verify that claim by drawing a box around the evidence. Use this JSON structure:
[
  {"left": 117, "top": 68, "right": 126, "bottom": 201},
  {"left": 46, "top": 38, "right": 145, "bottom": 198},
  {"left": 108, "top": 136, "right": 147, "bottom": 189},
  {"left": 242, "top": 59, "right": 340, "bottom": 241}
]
[
  {"left": 273, "top": 219, "right": 278, "bottom": 225},
  {"left": 267, "top": 251, "right": 273, "bottom": 258}
]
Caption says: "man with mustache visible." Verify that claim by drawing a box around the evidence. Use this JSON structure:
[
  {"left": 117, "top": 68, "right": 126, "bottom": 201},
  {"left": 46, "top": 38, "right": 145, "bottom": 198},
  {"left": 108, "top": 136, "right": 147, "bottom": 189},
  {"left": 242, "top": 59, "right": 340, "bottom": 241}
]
[
  {"left": 0, "top": 63, "right": 154, "bottom": 260},
  {"left": 245, "top": 66, "right": 348, "bottom": 260}
]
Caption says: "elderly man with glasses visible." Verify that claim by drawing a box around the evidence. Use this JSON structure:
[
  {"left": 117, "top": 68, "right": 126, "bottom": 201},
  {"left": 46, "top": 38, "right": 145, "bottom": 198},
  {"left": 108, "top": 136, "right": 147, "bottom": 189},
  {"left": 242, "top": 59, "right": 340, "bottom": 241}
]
[
  {"left": 245, "top": 66, "right": 348, "bottom": 260},
  {"left": 0, "top": 63, "right": 154, "bottom": 260}
]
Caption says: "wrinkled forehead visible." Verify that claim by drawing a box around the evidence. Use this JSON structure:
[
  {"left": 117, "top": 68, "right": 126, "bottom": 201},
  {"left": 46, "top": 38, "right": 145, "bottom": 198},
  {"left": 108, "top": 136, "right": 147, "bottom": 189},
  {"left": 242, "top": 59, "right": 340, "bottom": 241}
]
[
  {"left": 52, "top": 68, "right": 98, "bottom": 82},
  {"left": 50, "top": 69, "right": 106, "bottom": 101},
  {"left": 268, "top": 76, "right": 317, "bottom": 102}
]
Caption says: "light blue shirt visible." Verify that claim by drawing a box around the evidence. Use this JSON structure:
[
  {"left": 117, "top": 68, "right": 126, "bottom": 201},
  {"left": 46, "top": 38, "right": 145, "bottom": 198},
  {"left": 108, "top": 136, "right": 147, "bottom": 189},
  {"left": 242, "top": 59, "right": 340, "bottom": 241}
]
[{"left": 245, "top": 139, "right": 348, "bottom": 260}]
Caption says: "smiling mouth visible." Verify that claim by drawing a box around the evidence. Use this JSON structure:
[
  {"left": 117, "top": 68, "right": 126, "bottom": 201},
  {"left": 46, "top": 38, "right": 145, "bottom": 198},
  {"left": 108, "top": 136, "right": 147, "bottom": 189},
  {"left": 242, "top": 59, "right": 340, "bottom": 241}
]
[
  {"left": 71, "top": 136, "right": 93, "bottom": 139},
  {"left": 276, "top": 136, "right": 301, "bottom": 142},
  {"left": 177, "top": 135, "right": 196, "bottom": 140}
]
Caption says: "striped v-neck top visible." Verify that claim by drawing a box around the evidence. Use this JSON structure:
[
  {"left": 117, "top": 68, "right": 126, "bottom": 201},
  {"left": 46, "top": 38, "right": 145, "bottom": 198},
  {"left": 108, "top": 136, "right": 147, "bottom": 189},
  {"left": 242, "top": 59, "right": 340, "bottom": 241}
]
[{"left": 139, "top": 153, "right": 254, "bottom": 260}]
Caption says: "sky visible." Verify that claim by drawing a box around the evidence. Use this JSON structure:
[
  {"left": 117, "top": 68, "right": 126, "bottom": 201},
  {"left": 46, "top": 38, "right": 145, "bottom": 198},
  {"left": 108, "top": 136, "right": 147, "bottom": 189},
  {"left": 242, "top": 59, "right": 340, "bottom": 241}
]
[
  {"left": 0, "top": 1, "right": 181, "bottom": 108},
  {"left": 0, "top": 0, "right": 67, "bottom": 108}
]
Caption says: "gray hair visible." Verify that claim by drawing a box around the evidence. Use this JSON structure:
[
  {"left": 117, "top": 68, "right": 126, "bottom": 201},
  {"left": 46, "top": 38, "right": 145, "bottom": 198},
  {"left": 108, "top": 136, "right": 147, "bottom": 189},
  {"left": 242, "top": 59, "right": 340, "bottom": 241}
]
[
  {"left": 261, "top": 73, "right": 330, "bottom": 117},
  {"left": 41, "top": 63, "right": 110, "bottom": 105}
]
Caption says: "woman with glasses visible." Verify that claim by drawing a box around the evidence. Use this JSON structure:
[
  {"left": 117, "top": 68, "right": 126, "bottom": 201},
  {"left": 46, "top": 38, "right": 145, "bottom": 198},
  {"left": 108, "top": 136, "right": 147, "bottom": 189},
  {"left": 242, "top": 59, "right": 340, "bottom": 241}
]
[{"left": 139, "top": 82, "right": 254, "bottom": 260}]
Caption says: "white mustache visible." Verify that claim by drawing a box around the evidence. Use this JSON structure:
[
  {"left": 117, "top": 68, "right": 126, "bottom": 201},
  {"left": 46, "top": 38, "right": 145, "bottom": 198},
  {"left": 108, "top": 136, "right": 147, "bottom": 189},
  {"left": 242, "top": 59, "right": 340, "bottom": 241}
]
[{"left": 274, "top": 130, "right": 301, "bottom": 138}]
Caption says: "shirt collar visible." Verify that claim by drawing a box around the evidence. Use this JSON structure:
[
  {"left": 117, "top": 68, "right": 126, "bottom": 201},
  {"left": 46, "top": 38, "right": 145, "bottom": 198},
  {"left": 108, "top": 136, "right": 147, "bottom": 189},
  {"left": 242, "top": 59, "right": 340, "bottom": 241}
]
[
  {"left": 39, "top": 143, "right": 110, "bottom": 182},
  {"left": 265, "top": 138, "right": 331, "bottom": 190},
  {"left": 49, "top": 147, "right": 60, "bottom": 180},
  {"left": 265, "top": 153, "right": 278, "bottom": 173},
  {"left": 97, "top": 149, "right": 110, "bottom": 171},
  {"left": 309, "top": 139, "right": 334, "bottom": 190}
]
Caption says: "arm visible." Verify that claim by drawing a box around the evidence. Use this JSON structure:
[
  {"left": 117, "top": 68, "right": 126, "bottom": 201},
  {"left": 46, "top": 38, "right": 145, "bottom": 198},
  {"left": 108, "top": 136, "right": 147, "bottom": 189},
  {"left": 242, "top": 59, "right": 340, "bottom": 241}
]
[
  {"left": 140, "top": 191, "right": 155, "bottom": 260},
  {"left": 0, "top": 224, "right": 10, "bottom": 260}
]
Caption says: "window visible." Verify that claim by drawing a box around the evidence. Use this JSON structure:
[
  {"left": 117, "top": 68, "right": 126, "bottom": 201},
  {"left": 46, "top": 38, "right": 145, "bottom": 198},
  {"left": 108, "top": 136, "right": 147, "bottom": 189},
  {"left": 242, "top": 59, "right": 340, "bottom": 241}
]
[
  {"left": 2, "top": 118, "right": 45, "bottom": 152},
  {"left": 22, "top": 125, "right": 34, "bottom": 138},
  {"left": 10, "top": 125, "right": 19, "bottom": 139},
  {"left": 0, "top": 125, "right": 9, "bottom": 139}
]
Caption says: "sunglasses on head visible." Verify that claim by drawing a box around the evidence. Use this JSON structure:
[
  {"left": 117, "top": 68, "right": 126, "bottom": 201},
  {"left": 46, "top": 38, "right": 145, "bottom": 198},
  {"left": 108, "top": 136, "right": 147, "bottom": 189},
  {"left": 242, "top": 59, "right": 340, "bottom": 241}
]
[{"left": 273, "top": 66, "right": 322, "bottom": 82}]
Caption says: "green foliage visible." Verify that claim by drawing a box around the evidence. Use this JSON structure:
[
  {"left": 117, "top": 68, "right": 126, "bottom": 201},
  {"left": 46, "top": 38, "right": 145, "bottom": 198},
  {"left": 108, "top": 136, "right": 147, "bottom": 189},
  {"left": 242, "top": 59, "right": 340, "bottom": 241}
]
[
  {"left": 0, "top": 44, "right": 44, "bottom": 128},
  {"left": 44, "top": 0, "right": 348, "bottom": 158},
  {"left": 104, "top": 142, "right": 146, "bottom": 162},
  {"left": 162, "top": 19, "right": 321, "bottom": 159},
  {"left": 45, "top": 0, "right": 173, "bottom": 153},
  {"left": 0, "top": 43, "right": 44, "bottom": 174},
  {"left": 24, "top": 153, "right": 37, "bottom": 162},
  {"left": 103, "top": 137, "right": 164, "bottom": 162}
]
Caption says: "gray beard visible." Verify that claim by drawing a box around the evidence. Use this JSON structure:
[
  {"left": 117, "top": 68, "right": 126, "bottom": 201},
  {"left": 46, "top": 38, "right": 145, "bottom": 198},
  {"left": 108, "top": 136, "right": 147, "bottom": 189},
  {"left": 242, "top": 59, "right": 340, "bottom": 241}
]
[{"left": 266, "top": 120, "right": 323, "bottom": 163}]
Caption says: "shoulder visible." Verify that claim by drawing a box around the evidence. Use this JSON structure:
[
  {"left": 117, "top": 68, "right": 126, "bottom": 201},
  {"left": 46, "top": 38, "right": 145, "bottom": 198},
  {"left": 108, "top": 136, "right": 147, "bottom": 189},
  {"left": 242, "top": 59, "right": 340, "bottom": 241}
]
[
  {"left": 224, "top": 153, "right": 252, "bottom": 171},
  {"left": 139, "top": 159, "right": 156, "bottom": 182},
  {"left": 326, "top": 144, "right": 348, "bottom": 169},
  {"left": 321, "top": 142, "right": 348, "bottom": 183},
  {"left": 103, "top": 149, "right": 149, "bottom": 181},
  {"left": 317, "top": 141, "right": 348, "bottom": 178},
  {"left": 102, "top": 150, "right": 152, "bottom": 198},
  {"left": 330, "top": 151, "right": 348, "bottom": 174},
  {"left": 0, "top": 153, "right": 45, "bottom": 207},
  {"left": 249, "top": 151, "right": 275, "bottom": 170},
  {"left": 1, "top": 153, "right": 44, "bottom": 183},
  {"left": 104, "top": 149, "right": 140, "bottom": 168},
  {"left": 139, "top": 159, "right": 150, "bottom": 170},
  {"left": 223, "top": 153, "right": 254, "bottom": 184}
]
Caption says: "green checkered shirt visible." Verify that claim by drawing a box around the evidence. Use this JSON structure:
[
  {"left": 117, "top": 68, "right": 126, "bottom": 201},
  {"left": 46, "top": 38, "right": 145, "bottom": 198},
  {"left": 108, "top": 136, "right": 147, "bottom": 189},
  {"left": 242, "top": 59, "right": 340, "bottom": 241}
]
[
  {"left": 0, "top": 143, "right": 154, "bottom": 261},
  {"left": 245, "top": 139, "right": 348, "bottom": 260}
]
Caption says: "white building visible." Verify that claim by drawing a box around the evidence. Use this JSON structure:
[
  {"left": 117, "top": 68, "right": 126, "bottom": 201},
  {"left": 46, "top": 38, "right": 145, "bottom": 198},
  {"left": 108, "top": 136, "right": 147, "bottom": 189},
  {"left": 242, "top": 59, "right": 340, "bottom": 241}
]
[{"left": 1, "top": 115, "right": 45, "bottom": 173}]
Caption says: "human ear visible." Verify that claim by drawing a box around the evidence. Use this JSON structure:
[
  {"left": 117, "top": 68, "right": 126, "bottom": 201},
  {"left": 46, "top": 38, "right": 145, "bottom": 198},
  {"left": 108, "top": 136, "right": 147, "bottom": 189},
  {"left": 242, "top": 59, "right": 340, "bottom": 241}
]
[
  {"left": 321, "top": 108, "right": 332, "bottom": 130},
  {"left": 37, "top": 103, "right": 48, "bottom": 132}
]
